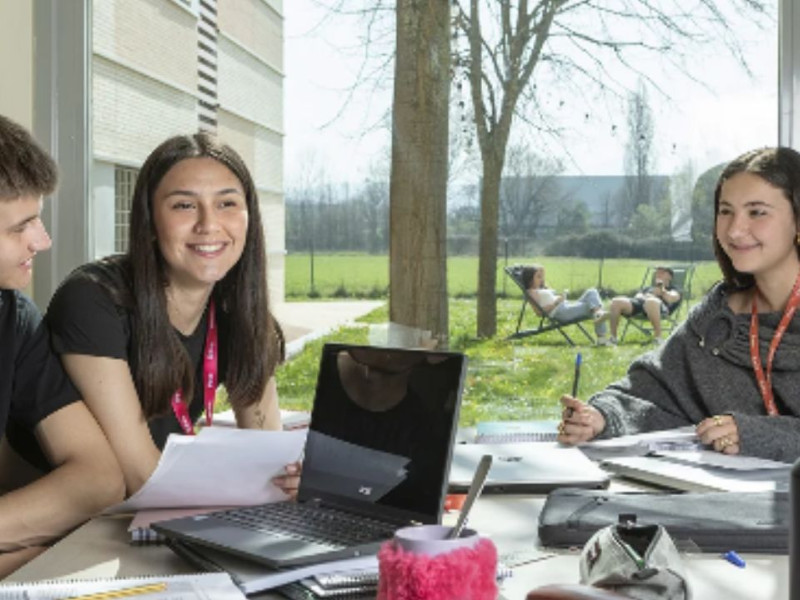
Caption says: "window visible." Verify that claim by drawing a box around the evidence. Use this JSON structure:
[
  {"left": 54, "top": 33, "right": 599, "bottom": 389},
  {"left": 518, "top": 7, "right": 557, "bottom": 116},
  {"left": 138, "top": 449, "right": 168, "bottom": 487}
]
[{"left": 114, "top": 166, "right": 138, "bottom": 253}]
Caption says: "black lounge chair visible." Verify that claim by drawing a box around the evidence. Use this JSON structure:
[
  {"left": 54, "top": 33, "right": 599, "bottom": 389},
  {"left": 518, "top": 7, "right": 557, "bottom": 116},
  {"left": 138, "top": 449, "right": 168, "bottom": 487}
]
[
  {"left": 619, "top": 264, "right": 695, "bottom": 342},
  {"left": 504, "top": 265, "right": 595, "bottom": 346}
]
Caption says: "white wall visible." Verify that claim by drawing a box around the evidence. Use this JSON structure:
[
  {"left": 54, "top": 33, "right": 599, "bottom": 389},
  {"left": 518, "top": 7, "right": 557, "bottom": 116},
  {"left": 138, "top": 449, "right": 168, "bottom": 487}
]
[{"left": 0, "top": 0, "right": 33, "bottom": 127}]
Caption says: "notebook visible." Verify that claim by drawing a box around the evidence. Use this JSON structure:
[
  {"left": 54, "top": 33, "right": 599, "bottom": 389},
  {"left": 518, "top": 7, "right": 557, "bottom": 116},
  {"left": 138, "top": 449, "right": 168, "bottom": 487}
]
[
  {"left": 165, "top": 538, "right": 378, "bottom": 595},
  {"left": 0, "top": 573, "right": 244, "bottom": 600},
  {"left": 448, "top": 442, "right": 609, "bottom": 494},
  {"left": 276, "top": 581, "right": 376, "bottom": 600},
  {"left": 474, "top": 420, "right": 560, "bottom": 443},
  {"left": 155, "top": 343, "right": 467, "bottom": 568}
]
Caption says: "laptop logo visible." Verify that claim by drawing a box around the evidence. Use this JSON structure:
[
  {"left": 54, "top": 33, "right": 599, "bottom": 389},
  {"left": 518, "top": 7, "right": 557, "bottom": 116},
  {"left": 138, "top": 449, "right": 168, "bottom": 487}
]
[
  {"left": 358, "top": 486, "right": 373, "bottom": 496},
  {"left": 498, "top": 455, "right": 522, "bottom": 463}
]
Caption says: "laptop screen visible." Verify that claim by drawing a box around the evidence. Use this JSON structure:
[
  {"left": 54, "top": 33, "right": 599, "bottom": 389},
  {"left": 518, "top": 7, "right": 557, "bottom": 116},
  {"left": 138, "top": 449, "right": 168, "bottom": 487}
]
[{"left": 299, "top": 343, "right": 466, "bottom": 524}]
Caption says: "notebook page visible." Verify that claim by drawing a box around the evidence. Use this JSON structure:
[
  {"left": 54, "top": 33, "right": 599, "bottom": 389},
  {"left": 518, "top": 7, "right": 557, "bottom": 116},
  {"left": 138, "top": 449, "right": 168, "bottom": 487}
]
[{"left": 0, "top": 572, "right": 245, "bottom": 600}]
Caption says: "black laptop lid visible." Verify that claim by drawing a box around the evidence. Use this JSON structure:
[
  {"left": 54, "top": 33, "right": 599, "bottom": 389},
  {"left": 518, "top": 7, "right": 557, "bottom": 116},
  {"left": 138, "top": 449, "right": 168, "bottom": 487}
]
[{"left": 299, "top": 343, "right": 466, "bottom": 525}]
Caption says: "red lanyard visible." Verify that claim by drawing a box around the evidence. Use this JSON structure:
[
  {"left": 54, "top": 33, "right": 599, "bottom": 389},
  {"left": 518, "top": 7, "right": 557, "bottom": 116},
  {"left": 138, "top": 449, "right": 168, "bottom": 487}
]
[
  {"left": 171, "top": 299, "right": 218, "bottom": 434},
  {"left": 749, "top": 273, "right": 800, "bottom": 416}
]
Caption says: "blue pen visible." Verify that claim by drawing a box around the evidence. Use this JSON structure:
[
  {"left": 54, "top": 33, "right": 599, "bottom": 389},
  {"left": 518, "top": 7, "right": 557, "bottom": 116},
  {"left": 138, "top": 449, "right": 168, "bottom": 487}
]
[
  {"left": 571, "top": 353, "right": 582, "bottom": 398},
  {"left": 723, "top": 550, "right": 746, "bottom": 568}
]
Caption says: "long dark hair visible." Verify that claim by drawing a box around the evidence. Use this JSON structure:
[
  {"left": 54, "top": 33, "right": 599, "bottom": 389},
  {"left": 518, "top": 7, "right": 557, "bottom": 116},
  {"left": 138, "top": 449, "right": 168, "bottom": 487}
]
[
  {"left": 520, "top": 264, "right": 545, "bottom": 290},
  {"left": 126, "top": 133, "right": 283, "bottom": 418},
  {"left": 713, "top": 147, "right": 800, "bottom": 291}
]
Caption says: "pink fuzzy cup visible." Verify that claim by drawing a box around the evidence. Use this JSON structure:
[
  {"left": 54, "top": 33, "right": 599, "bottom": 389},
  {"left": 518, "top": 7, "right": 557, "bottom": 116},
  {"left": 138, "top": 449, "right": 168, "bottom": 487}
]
[{"left": 378, "top": 525, "right": 498, "bottom": 600}]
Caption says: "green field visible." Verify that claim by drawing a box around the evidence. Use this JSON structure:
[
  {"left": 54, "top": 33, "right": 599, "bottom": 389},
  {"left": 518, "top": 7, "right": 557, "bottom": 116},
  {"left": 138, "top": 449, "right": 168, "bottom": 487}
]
[
  {"left": 275, "top": 253, "right": 724, "bottom": 425},
  {"left": 285, "top": 254, "right": 723, "bottom": 299}
]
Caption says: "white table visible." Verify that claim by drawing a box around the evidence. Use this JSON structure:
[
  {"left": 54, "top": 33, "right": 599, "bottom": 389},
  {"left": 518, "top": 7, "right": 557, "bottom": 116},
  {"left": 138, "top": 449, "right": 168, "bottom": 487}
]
[{"left": 4, "top": 489, "right": 789, "bottom": 600}]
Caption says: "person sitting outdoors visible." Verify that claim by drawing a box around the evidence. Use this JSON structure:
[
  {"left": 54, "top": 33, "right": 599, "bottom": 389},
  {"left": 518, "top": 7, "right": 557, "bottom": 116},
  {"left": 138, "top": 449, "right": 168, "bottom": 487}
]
[
  {"left": 0, "top": 115, "right": 123, "bottom": 575},
  {"left": 521, "top": 265, "right": 609, "bottom": 343},
  {"left": 607, "top": 266, "right": 681, "bottom": 345},
  {"left": 557, "top": 147, "right": 800, "bottom": 463},
  {"left": 42, "top": 132, "right": 298, "bottom": 498}
]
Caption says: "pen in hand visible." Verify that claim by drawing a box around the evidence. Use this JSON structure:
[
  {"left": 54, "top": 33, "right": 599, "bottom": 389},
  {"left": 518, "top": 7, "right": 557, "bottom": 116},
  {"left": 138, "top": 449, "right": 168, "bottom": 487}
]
[
  {"left": 571, "top": 352, "right": 582, "bottom": 398},
  {"left": 564, "top": 352, "right": 582, "bottom": 420}
]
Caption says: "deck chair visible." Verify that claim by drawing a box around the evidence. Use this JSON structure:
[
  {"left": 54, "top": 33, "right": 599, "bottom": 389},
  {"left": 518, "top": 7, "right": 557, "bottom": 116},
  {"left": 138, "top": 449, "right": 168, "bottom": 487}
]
[
  {"left": 504, "top": 265, "right": 596, "bottom": 346},
  {"left": 619, "top": 264, "right": 695, "bottom": 342}
]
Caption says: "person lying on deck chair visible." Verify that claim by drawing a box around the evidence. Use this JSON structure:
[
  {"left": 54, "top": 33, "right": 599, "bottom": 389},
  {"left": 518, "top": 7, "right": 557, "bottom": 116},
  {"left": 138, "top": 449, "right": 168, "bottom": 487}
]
[{"left": 520, "top": 265, "right": 609, "bottom": 344}]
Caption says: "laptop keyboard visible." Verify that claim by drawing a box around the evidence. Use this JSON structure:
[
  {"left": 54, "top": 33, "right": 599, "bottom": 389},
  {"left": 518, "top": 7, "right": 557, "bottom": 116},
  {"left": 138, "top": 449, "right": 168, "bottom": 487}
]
[{"left": 214, "top": 502, "right": 399, "bottom": 548}]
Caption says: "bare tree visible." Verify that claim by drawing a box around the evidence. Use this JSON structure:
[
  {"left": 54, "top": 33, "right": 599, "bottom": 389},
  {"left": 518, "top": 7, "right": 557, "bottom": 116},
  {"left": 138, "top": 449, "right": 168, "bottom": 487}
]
[
  {"left": 622, "top": 81, "right": 655, "bottom": 224},
  {"left": 499, "top": 143, "right": 563, "bottom": 242},
  {"left": 389, "top": 0, "right": 451, "bottom": 347},
  {"left": 363, "top": 155, "right": 391, "bottom": 254},
  {"left": 452, "top": 0, "right": 771, "bottom": 337}
]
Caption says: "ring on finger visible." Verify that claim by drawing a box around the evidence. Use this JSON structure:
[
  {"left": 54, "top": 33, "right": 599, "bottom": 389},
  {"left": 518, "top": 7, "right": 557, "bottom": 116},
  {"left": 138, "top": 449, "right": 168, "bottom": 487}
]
[
  {"left": 558, "top": 422, "right": 566, "bottom": 435},
  {"left": 719, "top": 437, "right": 731, "bottom": 449},
  {"left": 713, "top": 415, "right": 724, "bottom": 427}
]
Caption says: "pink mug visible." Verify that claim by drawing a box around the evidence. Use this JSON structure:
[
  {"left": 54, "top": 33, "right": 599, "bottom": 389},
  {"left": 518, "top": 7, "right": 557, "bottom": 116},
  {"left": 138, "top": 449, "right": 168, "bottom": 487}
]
[{"left": 378, "top": 524, "right": 498, "bottom": 600}]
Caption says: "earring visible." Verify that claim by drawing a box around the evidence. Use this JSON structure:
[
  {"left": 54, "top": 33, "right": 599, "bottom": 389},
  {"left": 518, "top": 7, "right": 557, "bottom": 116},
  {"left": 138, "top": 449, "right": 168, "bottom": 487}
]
[{"left": 796, "top": 232, "right": 800, "bottom": 245}]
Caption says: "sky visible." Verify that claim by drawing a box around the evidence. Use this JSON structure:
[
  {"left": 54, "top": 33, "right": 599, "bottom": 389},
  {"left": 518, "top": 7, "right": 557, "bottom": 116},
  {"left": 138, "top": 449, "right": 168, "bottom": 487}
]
[{"left": 283, "top": 2, "right": 778, "bottom": 187}]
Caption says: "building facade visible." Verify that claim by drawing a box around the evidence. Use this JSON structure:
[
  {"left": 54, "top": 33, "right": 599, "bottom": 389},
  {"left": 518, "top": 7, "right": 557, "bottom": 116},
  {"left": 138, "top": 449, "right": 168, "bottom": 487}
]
[
  {"left": 0, "top": 0, "right": 285, "bottom": 307},
  {"left": 92, "top": 0, "right": 286, "bottom": 301}
]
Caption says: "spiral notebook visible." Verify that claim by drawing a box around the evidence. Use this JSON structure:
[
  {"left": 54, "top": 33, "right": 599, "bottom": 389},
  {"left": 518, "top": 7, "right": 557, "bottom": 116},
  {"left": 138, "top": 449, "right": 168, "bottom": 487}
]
[
  {"left": 474, "top": 420, "right": 560, "bottom": 443},
  {"left": 276, "top": 581, "right": 376, "bottom": 600},
  {"left": 0, "top": 572, "right": 244, "bottom": 600},
  {"left": 166, "top": 536, "right": 379, "bottom": 595}
]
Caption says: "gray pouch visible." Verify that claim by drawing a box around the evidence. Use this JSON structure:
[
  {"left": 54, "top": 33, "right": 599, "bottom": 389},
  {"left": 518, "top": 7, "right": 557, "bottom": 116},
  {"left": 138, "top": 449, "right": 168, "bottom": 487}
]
[{"left": 579, "top": 518, "right": 690, "bottom": 600}]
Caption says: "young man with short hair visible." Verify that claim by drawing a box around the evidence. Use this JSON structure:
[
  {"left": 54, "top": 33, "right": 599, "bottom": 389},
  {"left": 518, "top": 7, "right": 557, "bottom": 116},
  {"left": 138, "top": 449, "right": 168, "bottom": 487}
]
[{"left": 0, "top": 115, "right": 123, "bottom": 575}]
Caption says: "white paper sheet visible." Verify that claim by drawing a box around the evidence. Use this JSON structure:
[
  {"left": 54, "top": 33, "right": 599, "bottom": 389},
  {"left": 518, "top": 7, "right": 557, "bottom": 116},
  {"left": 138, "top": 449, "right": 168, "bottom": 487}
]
[
  {"left": 106, "top": 428, "right": 307, "bottom": 513},
  {"left": 582, "top": 426, "right": 699, "bottom": 449}
]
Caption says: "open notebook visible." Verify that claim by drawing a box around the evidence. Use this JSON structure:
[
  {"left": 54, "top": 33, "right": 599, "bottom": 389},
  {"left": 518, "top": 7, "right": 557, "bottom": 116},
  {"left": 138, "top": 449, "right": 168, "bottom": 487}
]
[{"left": 0, "top": 573, "right": 244, "bottom": 600}]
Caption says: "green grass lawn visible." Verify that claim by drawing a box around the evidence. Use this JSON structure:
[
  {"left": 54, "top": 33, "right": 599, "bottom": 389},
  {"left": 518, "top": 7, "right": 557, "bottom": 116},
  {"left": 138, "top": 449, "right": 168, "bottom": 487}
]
[
  {"left": 275, "top": 298, "right": 663, "bottom": 426},
  {"left": 286, "top": 253, "right": 723, "bottom": 299},
  {"left": 275, "top": 254, "right": 723, "bottom": 427}
]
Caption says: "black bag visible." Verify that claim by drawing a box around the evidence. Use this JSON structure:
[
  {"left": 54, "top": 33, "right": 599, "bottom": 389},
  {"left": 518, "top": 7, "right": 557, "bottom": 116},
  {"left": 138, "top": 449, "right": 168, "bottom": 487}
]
[{"left": 538, "top": 488, "right": 789, "bottom": 554}]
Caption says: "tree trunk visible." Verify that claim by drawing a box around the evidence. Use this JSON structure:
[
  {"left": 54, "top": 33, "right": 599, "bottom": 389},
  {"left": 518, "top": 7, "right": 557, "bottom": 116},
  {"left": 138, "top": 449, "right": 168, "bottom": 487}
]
[
  {"left": 389, "top": 0, "right": 451, "bottom": 348},
  {"left": 477, "top": 153, "right": 502, "bottom": 338}
]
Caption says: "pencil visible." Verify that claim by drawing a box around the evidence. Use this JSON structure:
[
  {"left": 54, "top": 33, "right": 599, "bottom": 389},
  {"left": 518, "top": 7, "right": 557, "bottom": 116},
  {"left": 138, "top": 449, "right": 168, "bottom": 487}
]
[{"left": 61, "top": 582, "right": 168, "bottom": 600}]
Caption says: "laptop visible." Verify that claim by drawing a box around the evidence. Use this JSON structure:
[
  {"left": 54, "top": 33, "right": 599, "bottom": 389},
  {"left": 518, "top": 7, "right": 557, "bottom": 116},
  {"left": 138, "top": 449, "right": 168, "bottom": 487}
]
[
  {"left": 448, "top": 442, "right": 609, "bottom": 494},
  {"left": 155, "top": 343, "right": 467, "bottom": 568}
]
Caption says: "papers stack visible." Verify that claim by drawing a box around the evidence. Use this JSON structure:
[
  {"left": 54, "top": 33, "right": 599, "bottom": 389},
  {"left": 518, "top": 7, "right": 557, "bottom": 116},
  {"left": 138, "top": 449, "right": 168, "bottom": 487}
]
[{"left": 107, "top": 427, "right": 307, "bottom": 514}]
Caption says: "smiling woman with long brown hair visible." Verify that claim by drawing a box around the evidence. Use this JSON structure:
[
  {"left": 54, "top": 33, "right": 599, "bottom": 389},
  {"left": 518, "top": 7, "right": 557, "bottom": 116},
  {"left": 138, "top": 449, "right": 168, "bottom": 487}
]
[
  {"left": 557, "top": 147, "right": 800, "bottom": 462},
  {"left": 41, "top": 133, "right": 297, "bottom": 496}
]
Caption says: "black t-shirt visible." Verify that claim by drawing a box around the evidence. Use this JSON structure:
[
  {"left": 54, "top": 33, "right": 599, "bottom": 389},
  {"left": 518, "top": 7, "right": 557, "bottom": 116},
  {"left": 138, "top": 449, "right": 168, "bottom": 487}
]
[
  {"left": 1, "top": 289, "right": 81, "bottom": 467},
  {"left": 45, "top": 260, "right": 230, "bottom": 450}
]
